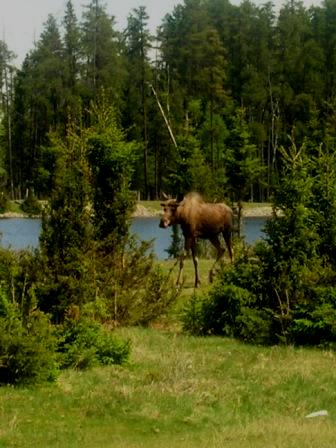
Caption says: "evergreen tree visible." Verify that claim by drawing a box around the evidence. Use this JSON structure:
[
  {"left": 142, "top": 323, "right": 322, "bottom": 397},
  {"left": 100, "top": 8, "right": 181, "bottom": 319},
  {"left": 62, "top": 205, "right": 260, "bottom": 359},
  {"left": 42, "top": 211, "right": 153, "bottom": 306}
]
[
  {"left": 62, "top": 0, "right": 82, "bottom": 116},
  {"left": 123, "top": 6, "right": 153, "bottom": 198},
  {"left": 0, "top": 41, "right": 15, "bottom": 197},
  {"left": 86, "top": 94, "right": 137, "bottom": 245},
  {"left": 274, "top": 0, "right": 322, "bottom": 137},
  {"left": 224, "top": 107, "right": 263, "bottom": 202},
  {"left": 39, "top": 121, "right": 93, "bottom": 321},
  {"left": 11, "top": 15, "right": 66, "bottom": 196},
  {"left": 81, "top": 0, "right": 125, "bottom": 108}
]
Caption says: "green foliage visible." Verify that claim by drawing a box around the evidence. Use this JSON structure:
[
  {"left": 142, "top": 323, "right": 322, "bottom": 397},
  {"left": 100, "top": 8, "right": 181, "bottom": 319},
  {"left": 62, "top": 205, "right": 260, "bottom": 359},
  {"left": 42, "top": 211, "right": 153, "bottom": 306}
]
[
  {"left": 0, "top": 307, "right": 58, "bottom": 385},
  {"left": 309, "top": 138, "right": 336, "bottom": 265},
  {"left": 0, "top": 248, "right": 41, "bottom": 320},
  {"left": 8, "top": 0, "right": 336, "bottom": 202},
  {"left": 87, "top": 237, "right": 178, "bottom": 326},
  {"left": 0, "top": 192, "right": 8, "bottom": 213},
  {"left": 183, "top": 137, "right": 336, "bottom": 346},
  {"left": 167, "top": 134, "right": 216, "bottom": 197},
  {"left": 165, "top": 224, "right": 183, "bottom": 259},
  {"left": 235, "top": 307, "right": 274, "bottom": 345},
  {"left": 57, "top": 315, "right": 130, "bottom": 370},
  {"left": 87, "top": 96, "right": 137, "bottom": 243},
  {"left": 38, "top": 123, "right": 93, "bottom": 321},
  {"left": 290, "top": 286, "right": 336, "bottom": 346},
  {"left": 21, "top": 191, "right": 41, "bottom": 216},
  {"left": 223, "top": 107, "right": 264, "bottom": 201},
  {"left": 38, "top": 95, "right": 177, "bottom": 326},
  {"left": 183, "top": 283, "right": 257, "bottom": 337}
]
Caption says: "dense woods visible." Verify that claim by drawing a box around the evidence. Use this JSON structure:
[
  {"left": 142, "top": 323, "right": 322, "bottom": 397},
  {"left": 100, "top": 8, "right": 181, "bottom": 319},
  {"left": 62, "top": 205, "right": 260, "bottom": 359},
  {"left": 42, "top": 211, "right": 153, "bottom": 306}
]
[{"left": 1, "top": 0, "right": 336, "bottom": 202}]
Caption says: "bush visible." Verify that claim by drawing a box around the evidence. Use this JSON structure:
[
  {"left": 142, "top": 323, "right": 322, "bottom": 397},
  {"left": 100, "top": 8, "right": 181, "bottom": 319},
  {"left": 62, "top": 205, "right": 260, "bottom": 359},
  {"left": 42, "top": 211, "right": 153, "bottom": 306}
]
[
  {"left": 0, "top": 192, "right": 8, "bottom": 213},
  {"left": 0, "top": 309, "right": 58, "bottom": 385},
  {"left": 290, "top": 286, "right": 336, "bottom": 346},
  {"left": 57, "top": 316, "right": 130, "bottom": 369},
  {"left": 21, "top": 191, "right": 41, "bottom": 216},
  {"left": 87, "top": 237, "right": 179, "bottom": 326},
  {"left": 236, "top": 307, "right": 274, "bottom": 344},
  {"left": 115, "top": 264, "right": 179, "bottom": 326},
  {"left": 183, "top": 283, "right": 261, "bottom": 337},
  {"left": 181, "top": 292, "right": 208, "bottom": 335}
]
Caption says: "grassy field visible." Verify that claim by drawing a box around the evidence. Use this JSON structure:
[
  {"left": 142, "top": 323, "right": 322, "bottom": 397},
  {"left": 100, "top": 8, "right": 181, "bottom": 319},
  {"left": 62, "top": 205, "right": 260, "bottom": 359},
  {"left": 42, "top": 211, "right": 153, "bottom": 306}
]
[
  {"left": 1, "top": 259, "right": 336, "bottom": 447},
  {"left": 0, "top": 326, "right": 336, "bottom": 447}
]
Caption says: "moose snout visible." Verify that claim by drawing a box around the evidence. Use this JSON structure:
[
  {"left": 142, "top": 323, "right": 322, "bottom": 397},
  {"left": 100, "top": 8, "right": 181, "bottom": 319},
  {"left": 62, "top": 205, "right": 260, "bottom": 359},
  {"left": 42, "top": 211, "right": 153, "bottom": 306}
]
[{"left": 159, "top": 218, "right": 169, "bottom": 228}]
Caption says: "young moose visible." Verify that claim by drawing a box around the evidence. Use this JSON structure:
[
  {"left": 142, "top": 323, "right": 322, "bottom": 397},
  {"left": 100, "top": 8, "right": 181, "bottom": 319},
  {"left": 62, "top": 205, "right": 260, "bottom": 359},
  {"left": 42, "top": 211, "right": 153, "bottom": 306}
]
[{"left": 159, "top": 193, "right": 234, "bottom": 287}]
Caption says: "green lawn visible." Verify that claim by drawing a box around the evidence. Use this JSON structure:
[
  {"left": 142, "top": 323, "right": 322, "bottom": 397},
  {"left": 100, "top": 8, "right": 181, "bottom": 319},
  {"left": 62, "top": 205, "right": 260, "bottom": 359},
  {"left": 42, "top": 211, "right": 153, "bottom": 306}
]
[
  {"left": 0, "top": 253, "right": 334, "bottom": 448},
  {"left": 0, "top": 323, "right": 336, "bottom": 447}
]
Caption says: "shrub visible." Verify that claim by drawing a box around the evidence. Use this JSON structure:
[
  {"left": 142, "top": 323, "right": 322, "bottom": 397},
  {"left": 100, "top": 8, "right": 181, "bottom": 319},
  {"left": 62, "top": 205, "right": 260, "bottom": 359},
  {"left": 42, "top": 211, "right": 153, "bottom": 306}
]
[
  {"left": 0, "top": 309, "right": 58, "bottom": 385},
  {"left": 0, "top": 192, "right": 8, "bottom": 213},
  {"left": 21, "top": 191, "right": 41, "bottom": 216},
  {"left": 87, "top": 237, "right": 179, "bottom": 326},
  {"left": 182, "top": 283, "right": 259, "bottom": 337},
  {"left": 0, "top": 248, "right": 42, "bottom": 321},
  {"left": 181, "top": 292, "right": 208, "bottom": 335},
  {"left": 236, "top": 307, "right": 274, "bottom": 344},
  {"left": 57, "top": 316, "right": 130, "bottom": 370},
  {"left": 290, "top": 286, "right": 336, "bottom": 346}
]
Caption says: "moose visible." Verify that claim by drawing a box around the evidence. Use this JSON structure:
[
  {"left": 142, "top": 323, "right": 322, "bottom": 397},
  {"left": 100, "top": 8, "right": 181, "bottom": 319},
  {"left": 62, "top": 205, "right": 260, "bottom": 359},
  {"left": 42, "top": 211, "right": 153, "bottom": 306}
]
[{"left": 159, "top": 193, "right": 234, "bottom": 287}]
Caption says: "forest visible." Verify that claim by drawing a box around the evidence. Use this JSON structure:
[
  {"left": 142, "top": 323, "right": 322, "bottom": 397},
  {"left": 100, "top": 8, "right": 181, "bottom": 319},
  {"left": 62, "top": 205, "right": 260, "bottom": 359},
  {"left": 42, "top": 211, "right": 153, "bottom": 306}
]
[
  {"left": 0, "top": 0, "right": 336, "bottom": 388},
  {"left": 1, "top": 0, "right": 336, "bottom": 202}
]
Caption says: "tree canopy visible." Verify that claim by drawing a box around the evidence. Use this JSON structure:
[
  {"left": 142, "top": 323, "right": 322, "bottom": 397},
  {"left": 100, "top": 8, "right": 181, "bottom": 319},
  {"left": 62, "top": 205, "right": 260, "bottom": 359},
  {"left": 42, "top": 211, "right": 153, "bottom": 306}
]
[{"left": 1, "top": 0, "right": 336, "bottom": 202}]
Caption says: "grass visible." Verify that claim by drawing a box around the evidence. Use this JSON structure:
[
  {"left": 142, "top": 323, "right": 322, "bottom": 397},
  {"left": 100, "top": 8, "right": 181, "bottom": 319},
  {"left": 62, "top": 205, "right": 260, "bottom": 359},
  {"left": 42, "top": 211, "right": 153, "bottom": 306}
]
[
  {"left": 138, "top": 200, "right": 162, "bottom": 214},
  {"left": 0, "top": 257, "right": 335, "bottom": 447},
  {"left": 1, "top": 327, "right": 336, "bottom": 447},
  {"left": 7, "top": 201, "right": 24, "bottom": 214}
]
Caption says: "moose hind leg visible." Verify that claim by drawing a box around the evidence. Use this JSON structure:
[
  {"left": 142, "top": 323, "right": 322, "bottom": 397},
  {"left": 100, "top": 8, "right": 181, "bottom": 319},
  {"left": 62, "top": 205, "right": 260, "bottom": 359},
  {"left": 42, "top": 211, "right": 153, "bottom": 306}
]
[
  {"left": 191, "top": 243, "right": 201, "bottom": 288},
  {"left": 223, "top": 230, "right": 234, "bottom": 262},
  {"left": 209, "top": 236, "right": 225, "bottom": 283}
]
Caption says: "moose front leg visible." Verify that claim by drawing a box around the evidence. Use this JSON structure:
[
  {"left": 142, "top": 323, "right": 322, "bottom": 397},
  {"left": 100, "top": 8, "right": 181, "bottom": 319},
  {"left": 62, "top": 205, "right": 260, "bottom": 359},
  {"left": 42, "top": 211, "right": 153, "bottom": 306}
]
[
  {"left": 176, "top": 237, "right": 200, "bottom": 287},
  {"left": 176, "top": 249, "right": 186, "bottom": 286}
]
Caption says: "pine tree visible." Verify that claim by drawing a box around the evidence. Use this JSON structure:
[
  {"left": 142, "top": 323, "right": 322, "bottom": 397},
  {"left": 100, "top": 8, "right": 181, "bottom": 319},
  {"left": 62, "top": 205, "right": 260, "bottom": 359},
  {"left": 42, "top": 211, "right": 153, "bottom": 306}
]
[
  {"left": 11, "top": 15, "right": 66, "bottom": 197},
  {"left": 123, "top": 6, "right": 153, "bottom": 198},
  {"left": 0, "top": 40, "right": 15, "bottom": 197},
  {"left": 81, "top": 0, "right": 125, "bottom": 108},
  {"left": 63, "top": 0, "right": 82, "bottom": 116},
  {"left": 86, "top": 94, "right": 137, "bottom": 246}
]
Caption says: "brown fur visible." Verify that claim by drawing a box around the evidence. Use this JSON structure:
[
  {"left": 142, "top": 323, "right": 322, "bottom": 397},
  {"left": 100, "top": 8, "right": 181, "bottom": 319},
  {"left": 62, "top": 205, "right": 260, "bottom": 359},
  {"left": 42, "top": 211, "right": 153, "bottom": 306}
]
[{"left": 160, "top": 193, "right": 234, "bottom": 287}]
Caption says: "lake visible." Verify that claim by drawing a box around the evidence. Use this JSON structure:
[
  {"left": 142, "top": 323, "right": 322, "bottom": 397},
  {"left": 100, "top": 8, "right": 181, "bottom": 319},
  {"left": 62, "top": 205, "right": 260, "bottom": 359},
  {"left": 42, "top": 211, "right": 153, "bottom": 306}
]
[{"left": 0, "top": 217, "right": 266, "bottom": 259}]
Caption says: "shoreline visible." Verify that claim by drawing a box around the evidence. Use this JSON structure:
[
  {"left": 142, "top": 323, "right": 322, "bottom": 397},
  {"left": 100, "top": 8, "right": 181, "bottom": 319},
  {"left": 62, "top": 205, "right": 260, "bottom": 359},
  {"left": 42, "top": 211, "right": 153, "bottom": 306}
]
[
  {"left": 0, "top": 204, "right": 273, "bottom": 219},
  {"left": 132, "top": 203, "right": 273, "bottom": 218}
]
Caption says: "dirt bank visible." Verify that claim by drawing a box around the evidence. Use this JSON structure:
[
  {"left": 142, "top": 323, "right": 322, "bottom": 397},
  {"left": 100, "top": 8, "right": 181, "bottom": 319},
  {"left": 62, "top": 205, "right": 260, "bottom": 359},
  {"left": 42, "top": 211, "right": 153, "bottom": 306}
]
[{"left": 0, "top": 203, "right": 273, "bottom": 219}]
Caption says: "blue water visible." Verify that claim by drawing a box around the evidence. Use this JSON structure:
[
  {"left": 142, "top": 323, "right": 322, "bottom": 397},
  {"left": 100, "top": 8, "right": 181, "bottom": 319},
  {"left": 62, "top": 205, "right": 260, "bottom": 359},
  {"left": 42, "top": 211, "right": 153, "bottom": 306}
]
[
  {"left": 0, "top": 218, "right": 41, "bottom": 250},
  {"left": 0, "top": 217, "right": 266, "bottom": 259}
]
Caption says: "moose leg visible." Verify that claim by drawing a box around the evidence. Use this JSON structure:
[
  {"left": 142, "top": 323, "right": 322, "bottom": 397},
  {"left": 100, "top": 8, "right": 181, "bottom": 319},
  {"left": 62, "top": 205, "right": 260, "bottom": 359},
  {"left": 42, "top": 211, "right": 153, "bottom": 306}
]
[
  {"left": 190, "top": 241, "right": 201, "bottom": 288},
  {"left": 208, "top": 235, "right": 225, "bottom": 283},
  {"left": 176, "top": 250, "right": 186, "bottom": 286},
  {"left": 176, "top": 237, "right": 191, "bottom": 286},
  {"left": 223, "top": 229, "right": 234, "bottom": 262}
]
